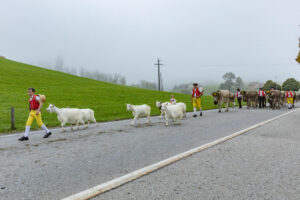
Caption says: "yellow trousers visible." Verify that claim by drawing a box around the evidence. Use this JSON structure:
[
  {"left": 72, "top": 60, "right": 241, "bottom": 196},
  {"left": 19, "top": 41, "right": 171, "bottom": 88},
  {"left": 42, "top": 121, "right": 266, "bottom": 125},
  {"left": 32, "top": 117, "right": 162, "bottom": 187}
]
[
  {"left": 286, "top": 97, "right": 293, "bottom": 105},
  {"left": 26, "top": 110, "right": 43, "bottom": 127},
  {"left": 192, "top": 97, "right": 202, "bottom": 109}
]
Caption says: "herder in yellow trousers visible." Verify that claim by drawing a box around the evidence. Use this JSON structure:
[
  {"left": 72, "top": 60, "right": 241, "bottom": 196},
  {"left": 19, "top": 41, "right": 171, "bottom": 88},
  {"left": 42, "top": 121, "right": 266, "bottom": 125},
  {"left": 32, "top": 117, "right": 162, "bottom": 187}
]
[
  {"left": 285, "top": 89, "right": 294, "bottom": 109},
  {"left": 191, "top": 83, "right": 204, "bottom": 117},
  {"left": 19, "top": 88, "right": 52, "bottom": 141}
]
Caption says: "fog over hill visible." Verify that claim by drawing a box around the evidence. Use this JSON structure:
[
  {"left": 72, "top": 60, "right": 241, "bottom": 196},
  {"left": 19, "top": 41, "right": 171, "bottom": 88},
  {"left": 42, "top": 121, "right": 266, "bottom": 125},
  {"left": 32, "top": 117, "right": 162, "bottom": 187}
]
[{"left": 1, "top": 0, "right": 300, "bottom": 89}]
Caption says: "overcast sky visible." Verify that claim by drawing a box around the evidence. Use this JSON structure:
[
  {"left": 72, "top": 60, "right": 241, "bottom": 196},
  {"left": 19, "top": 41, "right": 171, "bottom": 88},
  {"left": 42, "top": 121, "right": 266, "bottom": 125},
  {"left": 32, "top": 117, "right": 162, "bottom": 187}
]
[{"left": 1, "top": 0, "right": 300, "bottom": 88}]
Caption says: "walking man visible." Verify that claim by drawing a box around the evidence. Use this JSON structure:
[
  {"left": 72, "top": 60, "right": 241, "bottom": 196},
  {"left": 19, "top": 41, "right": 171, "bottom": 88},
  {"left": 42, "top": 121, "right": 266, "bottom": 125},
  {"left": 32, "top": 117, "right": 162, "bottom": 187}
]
[
  {"left": 258, "top": 88, "right": 266, "bottom": 108},
  {"left": 236, "top": 88, "right": 242, "bottom": 109},
  {"left": 286, "top": 89, "right": 294, "bottom": 109},
  {"left": 191, "top": 83, "right": 203, "bottom": 117},
  {"left": 19, "top": 88, "right": 52, "bottom": 141}
]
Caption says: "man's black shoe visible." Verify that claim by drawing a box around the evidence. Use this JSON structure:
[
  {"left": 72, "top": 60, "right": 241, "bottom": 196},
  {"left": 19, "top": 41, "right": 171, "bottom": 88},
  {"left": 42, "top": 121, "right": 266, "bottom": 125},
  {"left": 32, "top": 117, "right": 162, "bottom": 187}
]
[
  {"left": 200, "top": 112, "right": 203, "bottom": 116},
  {"left": 43, "top": 132, "right": 52, "bottom": 138},
  {"left": 19, "top": 136, "right": 29, "bottom": 141},
  {"left": 193, "top": 114, "right": 197, "bottom": 118}
]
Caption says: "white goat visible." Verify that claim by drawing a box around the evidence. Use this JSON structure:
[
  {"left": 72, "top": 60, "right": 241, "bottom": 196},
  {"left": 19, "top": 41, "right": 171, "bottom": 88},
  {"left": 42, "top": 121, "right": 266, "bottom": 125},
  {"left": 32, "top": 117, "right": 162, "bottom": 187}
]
[
  {"left": 156, "top": 101, "right": 168, "bottom": 119},
  {"left": 46, "top": 104, "right": 85, "bottom": 132},
  {"left": 126, "top": 104, "right": 151, "bottom": 126},
  {"left": 156, "top": 101, "right": 186, "bottom": 119},
  {"left": 81, "top": 109, "right": 97, "bottom": 127},
  {"left": 176, "top": 102, "right": 187, "bottom": 118},
  {"left": 163, "top": 103, "right": 183, "bottom": 126}
]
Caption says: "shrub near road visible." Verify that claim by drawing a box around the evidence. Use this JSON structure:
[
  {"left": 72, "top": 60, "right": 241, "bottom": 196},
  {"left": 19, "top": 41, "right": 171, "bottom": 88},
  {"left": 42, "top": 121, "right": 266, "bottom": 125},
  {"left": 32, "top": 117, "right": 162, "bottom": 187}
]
[{"left": 0, "top": 58, "right": 216, "bottom": 133}]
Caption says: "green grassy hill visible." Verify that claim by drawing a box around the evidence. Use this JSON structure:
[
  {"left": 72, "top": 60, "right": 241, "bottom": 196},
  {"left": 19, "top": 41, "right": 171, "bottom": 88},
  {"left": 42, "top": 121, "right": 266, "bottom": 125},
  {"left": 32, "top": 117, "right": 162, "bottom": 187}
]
[{"left": 0, "top": 58, "right": 216, "bottom": 133}]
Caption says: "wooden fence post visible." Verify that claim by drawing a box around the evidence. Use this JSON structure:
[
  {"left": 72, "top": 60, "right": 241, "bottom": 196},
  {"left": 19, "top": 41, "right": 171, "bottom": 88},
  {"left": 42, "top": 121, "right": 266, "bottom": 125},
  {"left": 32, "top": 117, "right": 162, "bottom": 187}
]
[{"left": 11, "top": 107, "right": 15, "bottom": 130}]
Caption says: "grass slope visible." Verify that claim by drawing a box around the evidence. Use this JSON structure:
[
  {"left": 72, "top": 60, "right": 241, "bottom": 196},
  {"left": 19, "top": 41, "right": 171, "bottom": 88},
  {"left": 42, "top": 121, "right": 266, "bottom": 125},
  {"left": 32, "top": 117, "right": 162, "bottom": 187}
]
[{"left": 0, "top": 58, "right": 217, "bottom": 133}]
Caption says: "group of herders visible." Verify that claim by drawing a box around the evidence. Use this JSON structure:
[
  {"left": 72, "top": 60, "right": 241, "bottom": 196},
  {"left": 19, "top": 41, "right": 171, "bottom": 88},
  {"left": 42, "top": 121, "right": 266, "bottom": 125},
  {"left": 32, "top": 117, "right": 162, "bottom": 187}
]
[
  {"left": 18, "top": 84, "right": 296, "bottom": 141},
  {"left": 236, "top": 87, "right": 296, "bottom": 109}
]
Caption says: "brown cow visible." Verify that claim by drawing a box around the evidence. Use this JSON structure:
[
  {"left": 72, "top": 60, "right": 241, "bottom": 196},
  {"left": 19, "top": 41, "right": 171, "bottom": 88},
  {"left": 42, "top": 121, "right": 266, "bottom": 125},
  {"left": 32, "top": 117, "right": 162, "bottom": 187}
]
[
  {"left": 241, "top": 91, "right": 258, "bottom": 109},
  {"left": 212, "top": 90, "right": 231, "bottom": 112},
  {"left": 280, "top": 91, "right": 286, "bottom": 107},
  {"left": 266, "top": 90, "right": 281, "bottom": 109}
]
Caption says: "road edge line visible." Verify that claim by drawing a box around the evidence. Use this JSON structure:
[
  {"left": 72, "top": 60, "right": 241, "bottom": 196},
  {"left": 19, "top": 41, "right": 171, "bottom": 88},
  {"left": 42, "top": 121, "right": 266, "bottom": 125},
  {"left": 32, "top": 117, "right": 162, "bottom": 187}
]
[{"left": 62, "top": 108, "right": 298, "bottom": 200}]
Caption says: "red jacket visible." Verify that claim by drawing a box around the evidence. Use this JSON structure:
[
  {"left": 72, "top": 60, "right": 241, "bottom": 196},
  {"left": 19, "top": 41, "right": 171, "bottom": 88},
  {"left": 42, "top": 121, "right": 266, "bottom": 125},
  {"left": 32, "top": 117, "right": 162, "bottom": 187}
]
[
  {"left": 286, "top": 91, "right": 293, "bottom": 98},
  {"left": 258, "top": 90, "right": 265, "bottom": 97},
  {"left": 29, "top": 95, "right": 40, "bottom": 110},
  {"left": 192, "top": 88, "right": 202, "bottom": 98}
]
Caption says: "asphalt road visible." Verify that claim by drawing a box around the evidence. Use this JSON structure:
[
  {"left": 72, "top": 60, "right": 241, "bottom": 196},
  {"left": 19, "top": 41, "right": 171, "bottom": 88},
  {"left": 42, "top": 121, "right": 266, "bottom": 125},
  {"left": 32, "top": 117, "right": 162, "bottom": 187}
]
[
  {"left": 0, "top": 105, "right": 298, "bottom": 200},
  {"left": 95, "top": 108, "right": 300, "bottom": 200}
]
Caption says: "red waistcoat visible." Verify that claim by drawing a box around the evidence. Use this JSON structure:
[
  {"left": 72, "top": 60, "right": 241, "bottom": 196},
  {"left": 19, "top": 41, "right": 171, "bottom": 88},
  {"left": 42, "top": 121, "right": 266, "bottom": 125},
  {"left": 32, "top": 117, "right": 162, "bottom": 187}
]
[
  {"left": 192, "top": 88, "right": 201, "bottom": 98},
  {"left": 29, "top": 95, "right": 40, "bottom": 110},
  {"left": 259, "top": 90, "right": 265, "bottom": 97},
  {"left": 286, "top": 91, "right": 293, "bottom": 98}
]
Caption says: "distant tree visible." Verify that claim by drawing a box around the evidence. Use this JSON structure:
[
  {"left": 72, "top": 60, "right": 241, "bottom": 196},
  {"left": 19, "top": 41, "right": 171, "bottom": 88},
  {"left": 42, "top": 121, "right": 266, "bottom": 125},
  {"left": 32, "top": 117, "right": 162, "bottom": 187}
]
[
  {"left": 112, "top": 73, "right": 121, "bottom": 83},
  {"left": 67, "top": 67, "right": 77, "bottom": 75},
  {"left": 222, "top": 72, "right": 236, "bottom": 81},
  {"left": 262, "top": 80, "right": 282, "bottom": 90},
  {"left": 55, "top": 56, "right": 64, "bottom": 71},
  {"left": 234, "top": 76, "right": 245, "bottom": 90},
  {"left": 80, "top": 67, "right": 86, "bottom": 77},
  {"left": 78, "top": 68, "right": 127, "bottom": 85},
  {"left": 219, "top": 72, "right": 236, "bottom": 91},
  {"left": 139, "top": 80, "right": 157, "bottom": 90},
  {"left": 119, "top": 77, "right": 126, "bottom": 85},
  {"left": 282, "top": 78, "right": 299, "bottom": 91}
]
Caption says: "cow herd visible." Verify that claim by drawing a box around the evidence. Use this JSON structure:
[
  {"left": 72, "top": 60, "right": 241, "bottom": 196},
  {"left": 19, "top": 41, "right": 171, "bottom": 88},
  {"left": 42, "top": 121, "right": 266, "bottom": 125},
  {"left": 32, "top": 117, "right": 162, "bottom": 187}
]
[
  {"left": 45, "top": 89, "right": 298, "bottom": 132},
  {"left": 212, "top": 89, "right": 299, "bottom": 111}
]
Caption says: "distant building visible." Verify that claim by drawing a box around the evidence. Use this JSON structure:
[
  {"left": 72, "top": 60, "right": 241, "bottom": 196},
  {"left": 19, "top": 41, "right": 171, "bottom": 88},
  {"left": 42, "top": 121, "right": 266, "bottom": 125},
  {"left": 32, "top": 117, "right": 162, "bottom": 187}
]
[
  {"left": 0, "top": 55, "right": 6, "bottom": 59},
  {"left": 248, "top": 82, "right": 263, "bottom": 90}
]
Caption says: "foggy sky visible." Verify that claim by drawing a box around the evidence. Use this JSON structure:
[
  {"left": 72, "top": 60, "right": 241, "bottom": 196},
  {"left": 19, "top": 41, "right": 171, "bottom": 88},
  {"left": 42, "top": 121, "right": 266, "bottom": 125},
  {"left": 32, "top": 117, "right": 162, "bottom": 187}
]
[{"left": 1, "top": 0, "right": 300, "bottom": 88}]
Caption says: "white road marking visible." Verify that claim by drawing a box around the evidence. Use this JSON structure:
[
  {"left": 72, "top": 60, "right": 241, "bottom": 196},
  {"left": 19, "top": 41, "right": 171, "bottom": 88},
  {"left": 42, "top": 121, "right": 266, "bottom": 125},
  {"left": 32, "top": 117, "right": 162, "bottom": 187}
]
[{"left": 62, "top": 108, "right": 299, "bottom": 200}]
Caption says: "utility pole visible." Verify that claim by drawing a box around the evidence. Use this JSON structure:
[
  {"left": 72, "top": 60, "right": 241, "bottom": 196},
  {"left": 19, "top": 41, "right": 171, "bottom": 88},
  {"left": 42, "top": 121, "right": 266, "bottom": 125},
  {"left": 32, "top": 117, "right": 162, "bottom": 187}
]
[{"left": 154, "top": 58, "right": 163, "bottom": 91}]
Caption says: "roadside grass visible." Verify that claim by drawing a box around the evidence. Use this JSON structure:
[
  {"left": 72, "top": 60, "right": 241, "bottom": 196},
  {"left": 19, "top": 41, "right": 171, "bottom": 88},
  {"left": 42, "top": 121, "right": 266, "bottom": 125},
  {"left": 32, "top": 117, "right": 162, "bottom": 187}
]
[{"left": 0, "top": 58, "right": 221, "bottom": 133}]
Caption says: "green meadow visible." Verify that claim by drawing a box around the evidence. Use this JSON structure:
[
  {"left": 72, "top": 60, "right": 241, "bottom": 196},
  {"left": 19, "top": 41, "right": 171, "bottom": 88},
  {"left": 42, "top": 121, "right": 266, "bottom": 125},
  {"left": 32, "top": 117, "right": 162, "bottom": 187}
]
[{"left": 0, "top": 58, "right": 218, "bottom": 133}]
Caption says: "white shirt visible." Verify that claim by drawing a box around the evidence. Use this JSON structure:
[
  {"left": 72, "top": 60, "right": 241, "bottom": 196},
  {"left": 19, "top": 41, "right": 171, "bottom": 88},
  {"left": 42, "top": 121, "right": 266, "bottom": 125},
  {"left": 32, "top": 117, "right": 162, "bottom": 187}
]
[{"left": 30, "top": 95, "right": 40, "bottom": 101}]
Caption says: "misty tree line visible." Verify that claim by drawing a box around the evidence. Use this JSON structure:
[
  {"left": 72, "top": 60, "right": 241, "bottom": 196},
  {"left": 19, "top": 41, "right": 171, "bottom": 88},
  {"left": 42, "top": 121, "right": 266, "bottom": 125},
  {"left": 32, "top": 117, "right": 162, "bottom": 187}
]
[
  {"left": 43, "top": 56, "right": 161, "bottom": 89},
  {"left": 172, "top": 72, "right": 300, "bottom": 95},
  {"left": 51, "top": 58, "right": 127, "bottom": 85},
  {"left": 218, "top": 72, "right": 300, "bottom": 92},
  {"left": 45, "top": 57, "right": 300, "bottom": 93}
]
